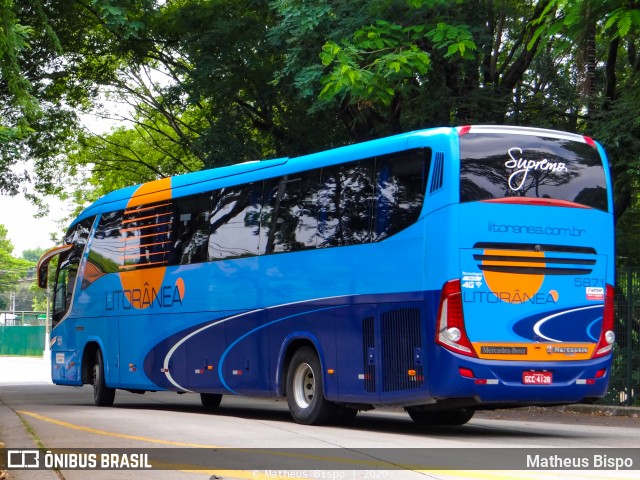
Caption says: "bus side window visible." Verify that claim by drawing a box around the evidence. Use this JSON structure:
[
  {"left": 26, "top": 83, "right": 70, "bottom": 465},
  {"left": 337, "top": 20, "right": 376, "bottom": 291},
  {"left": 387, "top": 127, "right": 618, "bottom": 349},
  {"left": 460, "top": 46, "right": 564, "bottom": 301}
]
[
  {"left": 52, "top": 267, "right": 68, "bottom": 325},
  {"left": 208, "top": 183, "right": 263, "bottom": 260},
  {"left": 318, "top": 159, "right": 375, "bottom": 247},
  {"left": 171, "top": 193, "right": 212, "bottom": 265},
  {"left": 84, "top": 210, "right": 124, "bottom": 288},
  {"left": 123, "top": 202, "right": 172, "bottom": 269},
  {"left": 261, "top": 170, "right": 321, "bottom": 254},
  {"left": 373, "top": 148, "right": 430, "bottom": 241}
]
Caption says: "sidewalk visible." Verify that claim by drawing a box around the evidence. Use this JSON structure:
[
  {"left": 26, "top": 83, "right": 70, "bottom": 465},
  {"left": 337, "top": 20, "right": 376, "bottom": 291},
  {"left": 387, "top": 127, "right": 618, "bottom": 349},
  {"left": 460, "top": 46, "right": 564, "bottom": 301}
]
[
  {"left": 0, "top": 356, "right": 52, "bottom": 385},
  {"left": 0, "top": 356, "right": 58, "bottom": 480}
]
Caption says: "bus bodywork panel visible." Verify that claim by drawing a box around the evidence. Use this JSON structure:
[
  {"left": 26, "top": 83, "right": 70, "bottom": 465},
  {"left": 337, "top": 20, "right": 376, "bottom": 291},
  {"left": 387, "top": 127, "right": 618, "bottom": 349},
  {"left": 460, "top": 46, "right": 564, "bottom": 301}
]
[
  {"left": 52, "top": 221, "right": 431, "bottom": 396},
  {"left": 459, "top": 204, "right": 613, "bottom": 358}
]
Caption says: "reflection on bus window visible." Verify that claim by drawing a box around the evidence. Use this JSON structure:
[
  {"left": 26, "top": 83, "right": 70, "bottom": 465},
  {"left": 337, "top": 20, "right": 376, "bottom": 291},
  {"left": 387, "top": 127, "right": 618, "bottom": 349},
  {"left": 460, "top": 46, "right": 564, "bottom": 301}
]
[{"left": 208, "top": 183, "right": 263, "bottom": 260}]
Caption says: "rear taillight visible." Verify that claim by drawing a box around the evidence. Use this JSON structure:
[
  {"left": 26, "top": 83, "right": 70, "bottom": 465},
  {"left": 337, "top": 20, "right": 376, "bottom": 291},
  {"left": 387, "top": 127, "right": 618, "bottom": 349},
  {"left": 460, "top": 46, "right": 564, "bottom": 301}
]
[
  {"left": 436, "top": 279, "right": 477, "bottom": 357},
  {"left": 583, "top": 135, "right": 597, "bottom": 148},
  {"left": 593, "top": 284, "right": 615, "bottom": 358},
  {"left": 457, "top": 125, "right": 472, "bottom": 136}
]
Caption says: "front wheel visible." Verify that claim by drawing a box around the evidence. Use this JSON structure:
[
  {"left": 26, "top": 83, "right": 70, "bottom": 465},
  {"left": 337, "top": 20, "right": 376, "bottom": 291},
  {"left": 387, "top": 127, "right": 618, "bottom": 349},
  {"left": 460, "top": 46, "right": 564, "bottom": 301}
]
[
  {"left": 286, "top": 347, "right": 337, "bottom": 425},
  {"left": 92, "top": 349, "right": 115, "bottom": 406}
]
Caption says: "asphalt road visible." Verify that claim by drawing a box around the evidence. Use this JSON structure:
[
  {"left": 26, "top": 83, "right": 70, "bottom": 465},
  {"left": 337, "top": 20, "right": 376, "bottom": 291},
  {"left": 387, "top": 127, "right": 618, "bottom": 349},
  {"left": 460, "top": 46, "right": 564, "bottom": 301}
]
[{"left": 1, "top": 357, "right": 639, "bottom": 480}]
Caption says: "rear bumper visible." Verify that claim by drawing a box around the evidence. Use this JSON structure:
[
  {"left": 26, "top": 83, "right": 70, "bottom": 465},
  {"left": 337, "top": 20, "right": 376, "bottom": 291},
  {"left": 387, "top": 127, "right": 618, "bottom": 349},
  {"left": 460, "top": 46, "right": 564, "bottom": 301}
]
[{"left": 428, "top": 349, "right": 612, "bottom": 405}]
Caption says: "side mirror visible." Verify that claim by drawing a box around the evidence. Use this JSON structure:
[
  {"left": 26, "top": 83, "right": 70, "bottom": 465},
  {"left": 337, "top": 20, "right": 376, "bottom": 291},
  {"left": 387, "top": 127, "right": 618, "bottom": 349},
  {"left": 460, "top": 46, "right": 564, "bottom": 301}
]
[{"left": 37, "top": 245, "right": 74, "bottom": 289}]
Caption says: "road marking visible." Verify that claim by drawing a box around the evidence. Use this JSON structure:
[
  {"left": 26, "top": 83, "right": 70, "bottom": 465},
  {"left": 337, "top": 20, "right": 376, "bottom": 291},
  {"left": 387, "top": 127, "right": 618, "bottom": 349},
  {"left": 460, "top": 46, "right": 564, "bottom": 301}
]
[
  {"left": 17, "top": 411, "right": 632, "bottom": 480},
  {"left": 17, "top": 410, "right": 219, "bottom": 447}
]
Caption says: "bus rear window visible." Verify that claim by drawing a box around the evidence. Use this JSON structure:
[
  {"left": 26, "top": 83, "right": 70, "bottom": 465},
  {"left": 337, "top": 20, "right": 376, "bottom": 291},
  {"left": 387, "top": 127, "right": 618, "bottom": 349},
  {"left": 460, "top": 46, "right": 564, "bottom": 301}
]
[{"left": 460, "top": 132, "right": 608, "bottom": 210}]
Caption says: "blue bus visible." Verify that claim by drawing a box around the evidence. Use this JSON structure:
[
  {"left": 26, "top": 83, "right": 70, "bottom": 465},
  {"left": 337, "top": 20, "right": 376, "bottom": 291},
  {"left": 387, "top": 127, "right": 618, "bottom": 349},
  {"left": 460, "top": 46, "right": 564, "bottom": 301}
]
[{"left": 38, "top": 125, "right": 615, "bottom": 426}]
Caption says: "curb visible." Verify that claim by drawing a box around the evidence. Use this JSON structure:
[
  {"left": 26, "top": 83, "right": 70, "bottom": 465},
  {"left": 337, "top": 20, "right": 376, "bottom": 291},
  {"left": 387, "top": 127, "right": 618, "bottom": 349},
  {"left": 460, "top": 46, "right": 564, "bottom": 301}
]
[
  {"left": 510, "top": 404, "right": 640, "bottom": 418},
  {"left": 554, "top": 404, "right": 640, "bottom": 417},
  {"left": 0, "top": 404, "right": 59, "bottom": 480}
]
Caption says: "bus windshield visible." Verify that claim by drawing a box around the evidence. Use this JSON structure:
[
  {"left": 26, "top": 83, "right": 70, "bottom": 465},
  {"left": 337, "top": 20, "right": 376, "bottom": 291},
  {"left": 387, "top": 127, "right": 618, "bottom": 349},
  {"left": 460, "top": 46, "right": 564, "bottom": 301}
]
[{"left": 459, "top": 131, "right": 608, "bottom": 210}]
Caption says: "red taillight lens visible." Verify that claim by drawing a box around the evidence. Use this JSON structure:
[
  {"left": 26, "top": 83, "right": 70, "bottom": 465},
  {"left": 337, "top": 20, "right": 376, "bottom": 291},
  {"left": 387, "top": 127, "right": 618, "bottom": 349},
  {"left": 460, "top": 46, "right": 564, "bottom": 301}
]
[
  {"left": 458, "top": 125, "right": 472, "bottom": 136},
  {"left": 593, "top": 284, "right": 615, "bottom": 358},
  {"left": 583, "top": 136, "right": 597, "bottom": 148},
  {"left": 436, "top": 279, "right": 477, "bottom": 357}
]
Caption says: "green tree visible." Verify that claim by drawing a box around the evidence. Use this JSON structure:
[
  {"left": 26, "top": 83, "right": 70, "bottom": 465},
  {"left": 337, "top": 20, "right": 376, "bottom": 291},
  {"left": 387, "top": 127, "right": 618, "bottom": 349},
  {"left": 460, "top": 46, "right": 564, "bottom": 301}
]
[
  {"left": 21, "top": 247, "right": 44, "bottom": 264},
  {"left": 66, "top": 0, "right": 354, "bottom": 210},
  {"left": 3, "top": 0, "right": 640, "bottom": 267},
  {"left": 0, "top": 0, "right": 155, "bottom": 205},
  {"left": 0, "top": 224, "right": 33, "bottom": 310},
  {"left": 529, "top": 0, "right": 640, "bottom": 264}
]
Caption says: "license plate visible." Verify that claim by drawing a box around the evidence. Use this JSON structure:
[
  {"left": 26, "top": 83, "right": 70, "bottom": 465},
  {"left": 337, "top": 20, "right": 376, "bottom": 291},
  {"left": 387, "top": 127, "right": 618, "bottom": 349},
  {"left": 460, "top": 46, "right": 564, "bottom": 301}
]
[{"left": 522, "top": 371, "right": 553, "bottom": 385}]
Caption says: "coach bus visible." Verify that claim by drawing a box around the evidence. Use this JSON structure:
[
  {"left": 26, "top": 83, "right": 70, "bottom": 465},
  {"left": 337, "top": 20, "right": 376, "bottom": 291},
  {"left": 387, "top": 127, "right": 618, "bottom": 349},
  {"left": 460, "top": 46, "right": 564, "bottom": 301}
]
[{"left": 37, "top": 125, "right": 615, "bottom": 426}]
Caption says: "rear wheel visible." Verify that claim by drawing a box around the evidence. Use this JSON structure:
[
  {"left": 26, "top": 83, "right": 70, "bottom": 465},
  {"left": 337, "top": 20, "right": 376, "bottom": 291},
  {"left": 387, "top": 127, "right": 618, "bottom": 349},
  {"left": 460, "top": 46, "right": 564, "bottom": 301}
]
[
  {"left": 286, "top": 347, "right": 337, "bottom": 425},
  {"left": 406, "top": 407, "right": 474, "bottom": 426},
  {"left": 333, "top": 405, "right": 358, "bottom": 425},
  {"left": 200, "top": 393, "right": 222, "bottom": 410},
  {"left": 92, "top": 349, "right": 115, "bottom": 406}
]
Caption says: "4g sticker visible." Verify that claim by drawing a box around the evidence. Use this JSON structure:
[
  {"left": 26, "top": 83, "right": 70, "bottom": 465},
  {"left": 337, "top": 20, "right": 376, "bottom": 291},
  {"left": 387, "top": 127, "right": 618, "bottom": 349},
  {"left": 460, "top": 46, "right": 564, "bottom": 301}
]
[{"left": 462, "top": 272, "right": 483, "bottom": 289}]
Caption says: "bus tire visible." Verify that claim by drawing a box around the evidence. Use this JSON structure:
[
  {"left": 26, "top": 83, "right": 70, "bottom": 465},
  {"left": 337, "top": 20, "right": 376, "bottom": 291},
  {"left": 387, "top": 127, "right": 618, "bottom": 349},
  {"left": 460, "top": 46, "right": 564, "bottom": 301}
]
[
  {"left": 286, "top": 347, "right": 336, "bottom": 425},
  {"left": 446, "top": 408, "right": 475, "bottom": 425},
  {"left": 92, "top": 349, "right": 115, "bottom": 407},
  {"left": 406, "top": 407, "right": 474, "bottom": 426},
  {"left": 333, "top": 405, "right": 358, "bottom": 425},
  {"left": 200, "top": 393, "right": 222, "bottom": 410}
]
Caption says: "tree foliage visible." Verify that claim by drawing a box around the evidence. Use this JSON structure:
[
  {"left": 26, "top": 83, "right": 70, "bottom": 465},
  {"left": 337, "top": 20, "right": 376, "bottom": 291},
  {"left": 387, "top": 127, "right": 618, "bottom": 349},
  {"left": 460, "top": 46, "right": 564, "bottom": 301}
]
[
  {"left": 2, "top": 0, "right": 640, "bottom": 262},
  {"left": 0, "top": 224, "right": 33, "bottom": 310}
]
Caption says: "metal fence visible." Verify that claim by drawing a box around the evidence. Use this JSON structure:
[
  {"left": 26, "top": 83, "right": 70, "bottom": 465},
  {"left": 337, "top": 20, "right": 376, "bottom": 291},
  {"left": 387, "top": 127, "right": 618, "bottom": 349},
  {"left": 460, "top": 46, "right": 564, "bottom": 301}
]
[
  {"left": 0, "top": 311, "right": 47, "bottom": 356},
  {"left": 0, "top": 311, "right": 47, "bottom": 327},
  {"left": 604, "top": 268, "right": 640, "bottom": 406},
  {"left": 0, "top": 326, "right": 46, "bottom": 356}
]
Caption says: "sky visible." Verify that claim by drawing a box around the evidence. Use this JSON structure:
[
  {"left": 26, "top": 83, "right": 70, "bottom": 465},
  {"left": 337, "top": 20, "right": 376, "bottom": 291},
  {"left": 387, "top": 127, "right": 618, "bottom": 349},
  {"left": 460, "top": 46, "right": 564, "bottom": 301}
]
[
  {"left": 0, "top": 192, "right": 69, "bottom": 257},
  {"left": 0, "top": 78, "right": 147, "bottom": 259},
  {"left": 0, "top": 105, "right": 122, "bottom": 258}
]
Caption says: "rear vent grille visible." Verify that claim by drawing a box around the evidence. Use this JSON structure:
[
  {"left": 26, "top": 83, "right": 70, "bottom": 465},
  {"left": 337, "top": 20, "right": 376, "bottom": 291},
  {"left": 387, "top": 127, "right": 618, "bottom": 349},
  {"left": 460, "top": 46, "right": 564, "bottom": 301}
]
[
  {"left": 362, "top": 316, "right": 376, "bottom": 393},
  {"left": 429, "top": 152, "right": 444, "bottom": 193},
  {"left": 474, "top": 242, "right": 596, "bottom": 255},
  {"left": 473, "top": 243, "right": 596, "bottom": 276},
  {"left": 380, "top": 308, "right": 423, "bottom": 392}
]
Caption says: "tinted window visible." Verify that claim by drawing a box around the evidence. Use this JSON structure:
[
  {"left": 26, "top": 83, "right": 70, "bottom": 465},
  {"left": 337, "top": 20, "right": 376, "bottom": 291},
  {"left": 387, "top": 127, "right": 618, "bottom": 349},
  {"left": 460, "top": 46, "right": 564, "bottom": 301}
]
[
  {"left": 208, "top": 183, "right": 262, "bottom": 260},
  {"left": 86, "top": 210, "right": 124, "bottom": 283},
  {"left": 122, "top": 202, "right": 172, "bottom": 270},
  {"left": 373, "top": 149, "right": 429, "bottom": 240},
  {"left": 54, "top": 217, "right": 94, "bottom": 324},
  {"left": 261, "top": 171, "right": 321, "bottom": 254},
  {"left": 318, "top": 159, "right": 375, "bottom": 247},
  {"left": 171, "top": 193, "right": 211, "bottom": 265},
  {"left": 460, "top": 133, "right": 608, "bottom": 210},
  {"left": 81, "top": 150, "right": 431, "bottom": 274}
]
